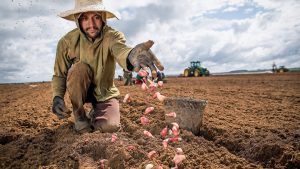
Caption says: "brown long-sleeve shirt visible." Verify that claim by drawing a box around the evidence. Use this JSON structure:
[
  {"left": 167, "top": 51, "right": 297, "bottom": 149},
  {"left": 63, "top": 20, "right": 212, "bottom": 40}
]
[{"left": 52, "top": 25, "right": 132, "bottom": 101}]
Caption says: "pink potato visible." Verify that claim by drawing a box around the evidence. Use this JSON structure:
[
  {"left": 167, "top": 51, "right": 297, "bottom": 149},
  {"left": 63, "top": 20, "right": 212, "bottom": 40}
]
[
  {"left": 144, "top": 107, "right": 154, "bottom": 115},
  {"left": 111, "top": 133, "right": 118, "bottom": 143},
  {"left": 123, "top": 93, "right": 131, "bottom": 103},
  {"left": 140, "top": 116, "right": 150, "bottom": 125},
  {"left": 143, "top": 130, "right": 155, "bottom": 138},
  {"left": 160, "top": 126, "right": 168, "bottom": 138},
  {"left": 147, "top": 150, "right": 158, "bottom": 159},
  {"left": 165, "top": 112, "right": 176, "bottom": 118}
]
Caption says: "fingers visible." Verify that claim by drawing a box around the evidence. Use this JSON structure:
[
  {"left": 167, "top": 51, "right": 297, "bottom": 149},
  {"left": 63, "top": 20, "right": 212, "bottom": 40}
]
[
  {"left": 53, "top": 105, "right": 68, "bottom": 119},
  {"left": 142, "top": 40, "right": 154, "bottom": 50},
  {"left": 133, "top": 54, "right": 162, "bottom": 76},
  {"left": 137, "top": 63, "right": 158, "bottom": 78},
  {"left": 142, "top": 40, "right": 164, "bottom": 71},
  {"left": 140, "top": 63, "right": 149, "bottom": 71},
  {"left": 148, "top": 63, "right": 158, "bottom": 78},
  {"left": 132, "top": 53, "right": 141, "bottom": 72},
  {"left": 133, "top": 64, "right": 140, "bottom": 72},
  {"left": 131, "top": 40, "right": 164, "bottom": 74},
  {"left": 54, "top": 107, "right": 65, "bottom": 119},
  {"left": 135, "top": 40, "right": 154, "bottom": 51},
  {"left": 148, "top": 50, "right": 164, "bottom": 71}
]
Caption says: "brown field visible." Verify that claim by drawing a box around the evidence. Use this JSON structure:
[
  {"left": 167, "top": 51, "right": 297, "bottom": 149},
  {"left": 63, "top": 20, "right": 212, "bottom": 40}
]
[{"left": 0, "top": 73, "right": 299, "bottom": 169}]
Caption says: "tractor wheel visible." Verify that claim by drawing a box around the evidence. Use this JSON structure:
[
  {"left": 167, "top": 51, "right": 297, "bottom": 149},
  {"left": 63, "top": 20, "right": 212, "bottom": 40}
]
[
  {"left": 184, "top": 69, "right": 190, "bottom": 77},
  {"left": 206, "top": 70, "right": 210, "bottom": 76},
  {"left": 194, "top": 69, "right": 200, "bottom": 77}
]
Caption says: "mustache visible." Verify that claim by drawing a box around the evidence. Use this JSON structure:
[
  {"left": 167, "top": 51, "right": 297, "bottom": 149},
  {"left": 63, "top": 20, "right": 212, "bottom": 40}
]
[{"left": 86, "top": 26, "right": 101, "bottom": 31}]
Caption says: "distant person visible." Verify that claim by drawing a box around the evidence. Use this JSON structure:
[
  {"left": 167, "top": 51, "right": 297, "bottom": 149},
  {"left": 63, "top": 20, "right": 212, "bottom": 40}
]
[
  {"left": 135, "top": 70, "right": 165, "bottom": 84},
  {"left": 123, "top": 69, "right": 133, "bottom": 86},
  {"left": 117, "top": 75, "right": 123, "bottom": 81},
  {"left": 155, "top": 71, "right": 165, "bottom": 82},
  {"left": 51, "top": 0, "right": 164, "bottom": 133}
]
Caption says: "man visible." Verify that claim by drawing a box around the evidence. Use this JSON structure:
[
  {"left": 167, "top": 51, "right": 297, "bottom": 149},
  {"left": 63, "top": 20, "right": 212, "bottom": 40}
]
[
  {"left": 123, "top": 69, "right": 133, "bottom": 86},
  {"left": 52, "top": 0, "right": 164, "bottom": 133}
]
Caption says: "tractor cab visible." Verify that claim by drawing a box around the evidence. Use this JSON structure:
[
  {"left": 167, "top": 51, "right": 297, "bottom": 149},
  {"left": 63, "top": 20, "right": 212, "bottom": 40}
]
[{"left": 190, "top": 61, "right": 202, "bottom": 68}]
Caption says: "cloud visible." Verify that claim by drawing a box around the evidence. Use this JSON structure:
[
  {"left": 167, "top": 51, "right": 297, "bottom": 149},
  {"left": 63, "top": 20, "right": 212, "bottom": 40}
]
[
  {"left": 223, "top": 7, "right": 239, "bottom": 12},
  {"left": 0, "top": 0, "right": 75, "bottom": 83},
  {"left": 0, "top": 0, "right": 299, "bottom": 83}
]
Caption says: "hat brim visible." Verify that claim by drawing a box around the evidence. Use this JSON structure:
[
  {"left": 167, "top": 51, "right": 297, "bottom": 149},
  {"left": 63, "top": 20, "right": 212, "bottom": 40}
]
[{"left": 58, "top": 6, "right": 120, "bottom": 21}]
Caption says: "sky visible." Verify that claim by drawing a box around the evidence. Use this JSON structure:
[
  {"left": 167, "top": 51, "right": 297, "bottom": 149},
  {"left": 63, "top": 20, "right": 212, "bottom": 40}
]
[{"left": 0, "top": 0, "right": 299, "bottom": 83}]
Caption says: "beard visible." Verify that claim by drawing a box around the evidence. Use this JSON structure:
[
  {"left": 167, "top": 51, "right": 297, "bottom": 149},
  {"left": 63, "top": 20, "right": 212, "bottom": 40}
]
[{"left": 83, "top": 26, "right": 102, "bottom": 39}]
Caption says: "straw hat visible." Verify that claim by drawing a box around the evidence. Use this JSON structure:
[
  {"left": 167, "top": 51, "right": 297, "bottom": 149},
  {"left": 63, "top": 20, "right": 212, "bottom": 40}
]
[{"left": 58, "top": 0, "right": 120, "bottom": 21}]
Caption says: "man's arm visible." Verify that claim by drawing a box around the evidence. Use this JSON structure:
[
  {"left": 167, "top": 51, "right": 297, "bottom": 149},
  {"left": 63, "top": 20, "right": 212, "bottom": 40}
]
[
  {"left": 51, "top": 38, "right": 72, "bottom": 119},
  {"left": 109, "top": 31, "right": 164, "bottom": 77},
  {"left": 109, "top": 31, "right": 133, "bottom": 71},
  {"left": 52, "top": 38, "right": 72, "bottom": 99}
]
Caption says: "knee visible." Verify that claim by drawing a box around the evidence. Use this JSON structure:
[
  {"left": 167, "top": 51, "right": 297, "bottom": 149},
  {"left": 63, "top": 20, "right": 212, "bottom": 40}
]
[
  {"left": 71, "top": 62, "right": 92, "bottom": 75},
  {"left": 67, "top": 62, "right": 92, "bottom": 87},
  {"left": 67, "top": 62, "right": 92, "bottom": 81}
]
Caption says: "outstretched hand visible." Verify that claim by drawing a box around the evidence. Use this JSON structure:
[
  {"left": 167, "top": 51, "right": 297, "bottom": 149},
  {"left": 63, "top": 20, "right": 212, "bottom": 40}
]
[{"left": 128, "top": 40, "right": 164, "bottom": 78}]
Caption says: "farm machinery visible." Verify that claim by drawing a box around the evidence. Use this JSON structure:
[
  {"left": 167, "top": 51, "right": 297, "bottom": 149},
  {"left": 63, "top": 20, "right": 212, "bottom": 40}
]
[
  {"left": 183, "top": 61, "right": 210, "bottom": 77},
  {"left": 272, "top": 63, "right": 289, "bottom": 73}
]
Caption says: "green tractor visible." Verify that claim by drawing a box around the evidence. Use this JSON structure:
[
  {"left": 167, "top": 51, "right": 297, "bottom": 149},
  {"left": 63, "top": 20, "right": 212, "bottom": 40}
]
[{"left": 183, "top": 61, "right": 210, "bottom": 77}]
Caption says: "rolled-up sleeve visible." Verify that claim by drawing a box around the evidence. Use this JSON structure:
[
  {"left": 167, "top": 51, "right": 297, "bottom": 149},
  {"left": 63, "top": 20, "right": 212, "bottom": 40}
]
[{"left": 52, "top": 38, "right": 72, "bottom": 99}]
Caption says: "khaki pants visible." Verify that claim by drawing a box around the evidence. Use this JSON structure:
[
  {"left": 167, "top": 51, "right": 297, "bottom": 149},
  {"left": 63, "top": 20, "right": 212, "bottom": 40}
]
[{"left": 66, "top": 62, "right": 120, "bottom": 132}]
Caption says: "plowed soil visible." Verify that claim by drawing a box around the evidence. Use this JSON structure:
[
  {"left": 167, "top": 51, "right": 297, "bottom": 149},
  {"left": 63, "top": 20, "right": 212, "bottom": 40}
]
[{"left": 0, "top": 73, "right": 299, "bottom": 169}]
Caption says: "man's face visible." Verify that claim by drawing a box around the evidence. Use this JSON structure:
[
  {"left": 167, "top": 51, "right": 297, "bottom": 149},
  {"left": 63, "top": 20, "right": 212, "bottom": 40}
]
[{"left": 79, "top": 12, "right": 103, "bottom": 39}]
